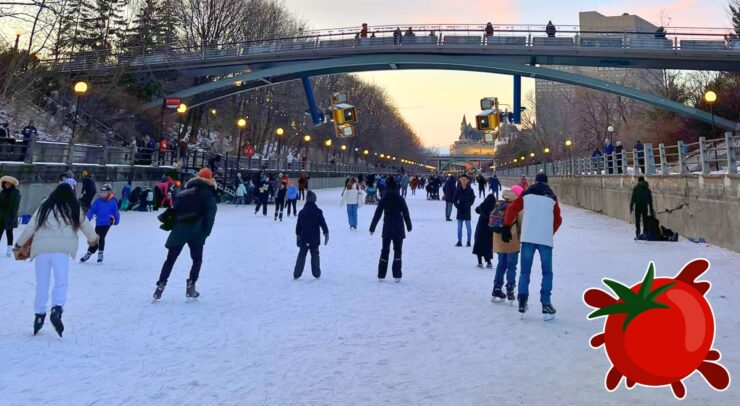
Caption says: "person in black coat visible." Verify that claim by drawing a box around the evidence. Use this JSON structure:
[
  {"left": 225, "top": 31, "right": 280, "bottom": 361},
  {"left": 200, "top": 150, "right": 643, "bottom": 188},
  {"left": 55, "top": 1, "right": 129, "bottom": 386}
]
[
  {"left": 0, "top": 176, "right": 21, "bottom": 256},
  {"left": 442, "top": 175, "right": 456, "bottom": 221},
  {"left": 294, "top": 191, "right": 329, "bottom": 279},
  {"left": 454, "top": 175, "right": 476, "bottom": 247},
  {"left": 274, "top": 182, "right": 287, "bottom": 222},
  {"left": 472, "top": 194, "right": 496, "bottom": 268},
  {"left": 79, "top": 170, "right": 97, "bottom": 211},
  {"left": 254, "top": 177, "right": 270, "bottom": 216},
  {"left": 369, "top": 177, "right": 412, "bottom": 282},
  {"left": 476, "top": 174, "right": 486, "bottom": 198},
  {"left": 630, "top": 177, "right": 654, "bottom": 240},
  {"left": 154, "top": 168, "right": 219, "bottom": 300}
]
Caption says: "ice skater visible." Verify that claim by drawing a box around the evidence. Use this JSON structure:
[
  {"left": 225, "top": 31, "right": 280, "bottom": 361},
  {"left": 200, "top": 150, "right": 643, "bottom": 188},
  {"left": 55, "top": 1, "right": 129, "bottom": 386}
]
[
  {"left": 80, "top": 184, "right": 120, "bottom": 264},
  {"left": 369, "top": 177, "right": 412, "bottom": 282},
  {"left": 454, "top": 175, "right": 475, "bottom": 247},
  {"left": 286, "top": 181, "right": 298, "bottom": 217},
  {"left": 491, "top": 188, "right": 523, "bottom": 303},
  {"left": 15, "top": 181, "right": 98, "bottom": 337},
  {"left": 340, "top": 177, "right": 364, "bottom": 230},
  {"left": 472, "top": 194, "right": 496, "bottom": 268},
  {"left": 275, "top": 182, "right": 287, "bottom": 221},
  {"left": 294, "top": 191, "right": 329, "bottom": 279},
  {"left": 0, "top": 175, "right": 21, "bottom": 257}
]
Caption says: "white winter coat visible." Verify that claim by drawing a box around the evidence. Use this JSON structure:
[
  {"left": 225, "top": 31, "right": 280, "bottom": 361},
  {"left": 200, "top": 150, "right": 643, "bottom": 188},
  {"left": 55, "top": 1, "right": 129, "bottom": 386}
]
[
  {"left": 16, "top": 210, "right": 98, "bottom": 260},
  {"left": 340, "top": 187, "right": 364, "bottom": 207}
]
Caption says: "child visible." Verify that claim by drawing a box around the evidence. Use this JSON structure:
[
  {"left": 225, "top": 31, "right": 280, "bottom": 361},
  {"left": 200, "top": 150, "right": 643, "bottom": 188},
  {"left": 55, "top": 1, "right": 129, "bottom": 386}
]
[
  {"left": 286, "top": 181, "right": 298, "bottom": 217},
  {"left": 235, "top": 182, "right": 246, "bottom": 207},
  {"left": 274, "top": 182, "right": 287, "bottom": 221},
  {"left": 254, "top": 179, "right": 269, "bottom": 216},
  {"left": 145, "top": 187, "right": 154, "bottom": 211},
  {"left": 81, "top": 184, "right": 120, "bottom": 264},
  {"left": 294, "top": 191, "right": 329, "bottom": 279},
  {"left": 369, "top": 177, "right": 412, "bottom": 282},
  {"left": 491, "top": 188, "right": 523, "bottom": 302}
]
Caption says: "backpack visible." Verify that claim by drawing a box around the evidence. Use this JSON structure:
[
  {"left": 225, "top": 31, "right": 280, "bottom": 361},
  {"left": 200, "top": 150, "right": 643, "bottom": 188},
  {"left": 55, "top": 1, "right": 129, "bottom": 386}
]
[
  {"left": 488, "top": 200, "right": 508, "bottom": 232},
  {"left": 173, "top": 187, "right": 207, "bottom": 224}
]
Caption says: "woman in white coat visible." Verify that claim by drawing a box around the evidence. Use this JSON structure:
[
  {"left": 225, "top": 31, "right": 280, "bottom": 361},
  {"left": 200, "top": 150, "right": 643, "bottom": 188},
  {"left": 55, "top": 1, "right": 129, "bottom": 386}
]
[
  {"left": 15, "top": 181, "right": 98, "bottom": 337},
  {"left": 340, "top": 177, "right": 364, "bottom": 231}
]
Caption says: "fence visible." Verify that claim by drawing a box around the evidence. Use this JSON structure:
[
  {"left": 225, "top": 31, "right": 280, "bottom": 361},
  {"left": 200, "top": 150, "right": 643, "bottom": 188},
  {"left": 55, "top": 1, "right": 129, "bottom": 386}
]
[{"left": 497, "top": 133, "right": 739, "bottom": 178}]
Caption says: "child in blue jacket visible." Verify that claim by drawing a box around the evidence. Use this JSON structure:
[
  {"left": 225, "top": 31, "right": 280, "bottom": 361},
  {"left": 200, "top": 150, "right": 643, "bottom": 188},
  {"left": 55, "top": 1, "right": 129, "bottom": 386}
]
[
  {"left": 81, "top": 184, "right": 120, "bottom": 263},
  {"left": 286, "top": 182, "right": 298, "bottom": 217}
]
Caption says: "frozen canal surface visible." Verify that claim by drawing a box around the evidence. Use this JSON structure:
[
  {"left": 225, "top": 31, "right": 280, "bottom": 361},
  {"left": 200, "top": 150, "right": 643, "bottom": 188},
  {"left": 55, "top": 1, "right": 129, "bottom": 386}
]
[{"left": 2, "top": 187, "right": 738, "bottom": 405}]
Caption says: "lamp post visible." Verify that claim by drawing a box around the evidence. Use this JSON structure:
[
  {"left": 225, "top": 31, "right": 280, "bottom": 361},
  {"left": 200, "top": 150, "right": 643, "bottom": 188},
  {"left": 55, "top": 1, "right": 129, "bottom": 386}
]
[
  {"left": 175, "top": 103, "right": 187, "bottom": 164},
  {"left": 68, "top": 81, "right": 88, "bottom": 164},
  {"left": 275, "top": 127, "right": 284, "bottom": 170},
  {"left": 236, "top": 117, "right": 247, "bottom": 170},
  {"left": 303, "top": 134, "right": 311, "bottom": 170},
  {"left": 14, "top": 29, "right": 22, "bottom": 52},
  {"left": 606, "top": 125, "right": 615, "bottom": 174},
  {"left": 565, "top": 139, "right": 573, "bottom": 175},
  {"left": 704, "top": 90, "right": 718, "bottom": 170}
]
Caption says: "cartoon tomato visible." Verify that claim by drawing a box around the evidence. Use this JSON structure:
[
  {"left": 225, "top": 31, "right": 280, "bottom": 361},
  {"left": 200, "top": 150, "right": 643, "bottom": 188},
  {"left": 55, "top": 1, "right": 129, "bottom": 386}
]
[{"left": 583, "top": 259, "right": 730, "bottom": 399}]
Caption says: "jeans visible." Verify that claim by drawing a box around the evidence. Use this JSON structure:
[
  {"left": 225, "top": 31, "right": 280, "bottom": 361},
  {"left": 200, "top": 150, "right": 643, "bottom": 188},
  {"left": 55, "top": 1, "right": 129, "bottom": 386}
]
[
  {"left": 445, "top": 202, "right": 453, "bottom": 220},
  {"left": 235, "top": 196, "right": 245, "bottom": 206},
  {"left": 274, "top": 200, "right": 285, "bottom": 219},
  {"left": 518, "top": 242, "right": 553, "bottom": 304},
  {"left": 401, "top": 186, "right": 408, "bottom": 198},
  {"left": 88, "top": 225, "right": 110, "bottom": 253},
  {"left": 34, "top": 253, "right": 69, "bottom": 314},
  {"left": 493, "top": 252, "right": 519, "bottom": 290},
  {"left": 294, "top": 245, "right": 321, "bottom": 278},
  {"left": 158, "top": 242, "right": 204, "bottom": 284},
  {"left": 347, "top": 204, "right": 358, "bottom": 228},
  {"left": 379, "top": 237, "right": 403, "bottom": 279},
  {"left": 457, "top": 219, "right": 471, "bottom": 243},
  {"left": 478, "top": 186, "right": 485, "bottom": 198}
]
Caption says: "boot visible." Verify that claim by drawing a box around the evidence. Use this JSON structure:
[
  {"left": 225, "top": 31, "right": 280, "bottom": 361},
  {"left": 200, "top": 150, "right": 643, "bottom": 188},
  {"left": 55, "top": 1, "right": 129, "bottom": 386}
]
[
  {"left": 517, "top": 295, "right": 529, "bottom": 314},
  {"left": 33, "top": 313, "right": 46, "bottom": 335},
  {"left": 455, "top": 241, "right": 462, "bottom": 247},
  {"left": 80, "top": 251, "right": 92, "bottom": 263},
  {"left": 186, "top": 279, "right": 200, "bottom": 298},
  {"left": 49, "top": 306, "right": 64, "bottom": 337},
  {"left": 97, "top": 251, "right": 104, "bottom": 263},
  {"left": 506, "top": 284, "right": 516, "bottom": 301},
  {"left": 153, "top": 282, "right": 166, "bottom": 300},
  {"left": 542, "top": 303, "right": 557, "bottom": 321},
  {"left": 491, "top": 288, "right": 506, "bottom": 301}
]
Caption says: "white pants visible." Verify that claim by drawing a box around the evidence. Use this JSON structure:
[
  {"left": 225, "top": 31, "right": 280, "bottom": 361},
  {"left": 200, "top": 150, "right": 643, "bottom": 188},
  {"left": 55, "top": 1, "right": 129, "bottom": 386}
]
[{"left": 34, "top": 253, "right": 70, "bottom": 314}]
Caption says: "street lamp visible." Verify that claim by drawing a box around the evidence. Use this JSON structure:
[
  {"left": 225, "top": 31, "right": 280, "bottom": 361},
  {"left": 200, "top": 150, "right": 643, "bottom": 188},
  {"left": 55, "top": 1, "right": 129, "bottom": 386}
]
[
  {"left": 14, "top": 28, "right": 22, "bottom": 52},
  {"left": 236, "top": 117, "right": 247, "bottom": 170},
  {"left": 174, "top": 103, "right": 187, "bottom": 163},
  {"left": 210, "top": 109, "right": 217, "bottom": 116},
  {"left": 544, "top": 147, "right": 551, "bottom": 154},
  {"left": 275, "top": 127, "right": 285, "bottom": 170},
  {"left": 704, "top": 90, "right": 718, "bottom": 169},
  {"left": 68, "top": 81, "right": 89, "bottom": 163},
  {"left": 565, "top": 139, "right": 573, "bottom": 174}
]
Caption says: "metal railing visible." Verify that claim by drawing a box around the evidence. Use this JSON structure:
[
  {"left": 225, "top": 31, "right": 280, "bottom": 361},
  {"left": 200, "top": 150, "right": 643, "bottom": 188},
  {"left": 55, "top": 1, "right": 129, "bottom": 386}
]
[
  {"left": 42, "top": 24, "right": 740, "bottom": 73},
  {"left": 497, "top": 132, "right": 739, "bottom": 178}
]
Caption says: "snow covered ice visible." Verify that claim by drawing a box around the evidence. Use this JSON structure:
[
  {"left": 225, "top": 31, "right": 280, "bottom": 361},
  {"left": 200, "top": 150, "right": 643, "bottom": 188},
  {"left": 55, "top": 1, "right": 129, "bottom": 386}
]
[{"left": 2, "top": 188, "right": 739, "bottom": 405}]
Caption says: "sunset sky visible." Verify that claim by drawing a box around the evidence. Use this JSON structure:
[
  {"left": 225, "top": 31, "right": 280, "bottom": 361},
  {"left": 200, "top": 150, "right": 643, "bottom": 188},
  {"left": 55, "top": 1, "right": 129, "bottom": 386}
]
[{"left": 288, "top": 0, "right": 732, "bottom": 149}]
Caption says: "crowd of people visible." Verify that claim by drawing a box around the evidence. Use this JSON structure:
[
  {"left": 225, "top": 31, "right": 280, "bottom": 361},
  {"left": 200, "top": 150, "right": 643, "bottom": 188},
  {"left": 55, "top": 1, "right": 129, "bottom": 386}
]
[{"left": 5, "top": 162, "right": 677, "bottom": 336}]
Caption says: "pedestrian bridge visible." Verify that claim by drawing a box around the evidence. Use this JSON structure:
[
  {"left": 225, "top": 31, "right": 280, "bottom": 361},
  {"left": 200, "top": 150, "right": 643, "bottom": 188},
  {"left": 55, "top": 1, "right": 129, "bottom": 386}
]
[{"left": 47, "top": 24, "right": 740, "bottom": 74}]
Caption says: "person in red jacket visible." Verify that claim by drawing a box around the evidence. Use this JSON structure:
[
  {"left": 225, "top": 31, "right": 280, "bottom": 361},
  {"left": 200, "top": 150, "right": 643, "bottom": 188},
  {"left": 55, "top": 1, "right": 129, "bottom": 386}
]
[{"left": 502, "top": 173, "right": 562, "bottom": 320}]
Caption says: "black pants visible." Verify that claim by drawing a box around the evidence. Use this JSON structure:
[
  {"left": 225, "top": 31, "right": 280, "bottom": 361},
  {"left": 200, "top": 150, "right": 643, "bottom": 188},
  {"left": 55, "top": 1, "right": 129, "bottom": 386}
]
[
  {"left": 299, "top": 189, "right": 305, "bottom": 200},
  {"left": 88, "top": 225, "right": 111, "bottom": 253},
  {"left": 2, "top": 229, "right": 13, "bottom": 246},
  {"left": 294, "top": 245, "right": 320, "bottom": 279},
  {"left": 287, "top": 199, "right": 297, "bottom": 216},
  {"left": 478, "top": 186, "right": 485, "bottom": 198},
  {"left": 607, "top": 156, "right": 614, "bottom": 174},
  {"left": 635, "top": 207, "right": 648, "bottom": 236},
  {"left": 254, "top": 198, "right": 268, "bottom": 215},
  {"left": 158, "top": 241, "right": 204, "bottom": 284},
  {"left": 274, "top": 200, "right": 285, "bottom": 219},
  {"left": 379, "top": 237, "right": 403, "bottom": 279}
]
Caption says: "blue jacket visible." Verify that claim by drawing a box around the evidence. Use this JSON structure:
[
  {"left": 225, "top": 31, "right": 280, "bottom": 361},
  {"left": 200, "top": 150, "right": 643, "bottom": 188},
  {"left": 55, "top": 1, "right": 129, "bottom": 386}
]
[
  {"left": 287, "top": 185, "right": 298, "bottom": 200},
  {"left": 605, "top": 143, "right": 614, "bottom": 155},
  {"left": 296, "top": 202, "right": 328, "bottom": 248},
  {"left": 87, "top": 195, "right": 120, "bottom": 226},
  {"left": 121, "top": 184, "right": 132, "bottom": 200}
]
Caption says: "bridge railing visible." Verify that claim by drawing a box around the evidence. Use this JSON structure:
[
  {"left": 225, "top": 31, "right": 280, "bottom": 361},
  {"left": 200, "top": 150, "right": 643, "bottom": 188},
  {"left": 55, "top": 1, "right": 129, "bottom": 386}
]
[
  {"left": 496, "top": 132, "right": 739, "bottom": 178},
  {"left": 42, "top": 24, "right": 739, "bottom": 73}
]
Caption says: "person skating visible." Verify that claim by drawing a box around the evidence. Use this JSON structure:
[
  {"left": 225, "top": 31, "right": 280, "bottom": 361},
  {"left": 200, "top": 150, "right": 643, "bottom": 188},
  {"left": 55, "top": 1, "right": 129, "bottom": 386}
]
[
  {"left": 15, "top": 181, "right": 98, "bottom": 337},
  {"left": 502, "top": 173, "right": 562, "bottom": 320},
  {"left": 294, "top": 191, "right": 329, "bottom": 279},
  {"left": 491, "top": 189, "right": 523, "bottom": 302},
  {"left": 254, "top": 177, "right": 269, "bottom": 216},
  {"left": 80, "top": 184, "right": 120, "bottom": 264},
  {"left": 153, "top": 169, "right": 218, "bottom": 300},
  {"left": 286, "top": 181, "right": 298, "bottom": 217},
  {"left": 0, "top": 176, "right": 21, "bottom": 257},
  {"left": 489, "top": 175, "right": 502, "bottom": 200},
  {"left": 454, "top": 175, "right": 475, "bottom": 247},
  {"left": 274, "top": 182, "right": 287, "bottom": 221},
  {"left": 79, "top": 170, "right": 97, "bottom": 211},
  {"left": 476, "top": 174, "right": 486, "bottom": 198},
  {"left": 235, "top": 181, "right": 246, "bottom": 207},
  {"left": 472, "top": 194, "right": 496, "bottom": 268},
  {"left": 630, "top": 176, "right": 654, "bottom": 240},
  {"left": 340, "top": 177, "right": 364, "bottom": 230},
  {"left": 369, "top": 177, "right": 412, "bottom": 282},
  {"left": 443, "top": 175, "right": 456, "bottom": 221},
  {"left": 120, "top": 180, "right": 132, "bottom": 211},
  {"left": 399, "top": 174, "right": 410, "bottom": 198},
  {"left": 298, "top": 174, "right": 308, "bottom": 201}
]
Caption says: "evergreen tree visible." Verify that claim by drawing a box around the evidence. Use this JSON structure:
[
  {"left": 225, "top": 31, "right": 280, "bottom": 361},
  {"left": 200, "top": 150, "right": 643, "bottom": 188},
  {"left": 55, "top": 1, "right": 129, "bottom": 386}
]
[
  {"left": 127, "top": 0, "right": 161, "bottom": 51},
  {"left": 53, "top": 0, "right": 85, "bottom": 57},
  {"left": 155, "top": 0, "right": 179, "bottom": 46},
  {"left": 78, "top": 0, "right": 129, "bottom": 52},
  {"left": 731, "top": 1, "right": 740, "bottom": 36}
]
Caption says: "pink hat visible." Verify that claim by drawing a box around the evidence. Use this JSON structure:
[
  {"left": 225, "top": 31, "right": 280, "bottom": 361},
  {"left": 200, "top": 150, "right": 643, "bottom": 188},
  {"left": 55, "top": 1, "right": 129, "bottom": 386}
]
[{"left": 510, "top": 185, "right": 524, "bottom": 197}]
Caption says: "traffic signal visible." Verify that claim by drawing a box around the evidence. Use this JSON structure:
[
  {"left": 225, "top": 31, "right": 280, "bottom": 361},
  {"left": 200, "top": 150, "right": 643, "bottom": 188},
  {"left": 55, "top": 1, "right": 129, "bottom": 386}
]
[
  {"left": 336, "top": 124, "right": 355, "bottom": 138},
  {"left": 333, "top": 103, "right": 358, "bottom": 124},
  {"left": 476, "top": 109, "right": 500, "bottom": 132}
]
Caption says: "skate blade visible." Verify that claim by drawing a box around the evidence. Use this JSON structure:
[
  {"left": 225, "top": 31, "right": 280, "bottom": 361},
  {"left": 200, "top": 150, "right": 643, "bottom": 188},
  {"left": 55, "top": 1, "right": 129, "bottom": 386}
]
[
  {"left": 186, "top": 297, "right": 200, "bottom": 303},
  {"left": 490, "top": 297, "right": 506, "bottom": 303},
  {"left": 508, "top": 300, "right": 515, "bottom": 306},
  {"left": 543, "top": 314, "right": 555, "bottom": 321}
]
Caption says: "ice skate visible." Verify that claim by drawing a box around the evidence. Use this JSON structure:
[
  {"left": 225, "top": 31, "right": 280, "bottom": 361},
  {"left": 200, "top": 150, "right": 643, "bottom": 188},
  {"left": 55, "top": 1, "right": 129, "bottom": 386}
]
[
  {"left": 33, "top": 313, "right": 46, "bottom": 335},
  {"left": 49, "top": 306, "right": 64, "bottom": 337},
  {"left": 542, "top": 303, "right": 557, "bottom": 321},
  {"left": 394, "top": 278, "right": 401, "bottom": 283},
  {"left": 96, "top": 251, "right": 104, "bottom": 264},
  {"left": 6, "top": 245, "right": 11, "bottom": 257},
  {"left": 80, "top": 251, "right": 92, "bottom": 263},
  {"left": 476, "top": 263, "right": 484, "bottom": 269},
  {"left": 186, "top": 279, "right": 200, "bottom": 300},
  {"left": 152, "top": 282, "right": 166, "bottom": 301},
  {"left": 518, "top": 296, "right": 529, "bottom": 319},
  {"left": 506, "top": 284, "right": 516, "bottom": 305},
  {"left": 491, "top": 288, "right": 506, "bottom": 302}
]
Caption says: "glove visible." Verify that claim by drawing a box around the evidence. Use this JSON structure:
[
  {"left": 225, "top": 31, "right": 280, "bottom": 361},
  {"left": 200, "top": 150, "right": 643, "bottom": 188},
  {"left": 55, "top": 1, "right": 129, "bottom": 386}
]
[
  {"left": 324, "top": 233, "right": 329, "bottom": 246},
  {"left": 501, "top": 226, "right": 512, "bottom": 243},
  {"left": 296, "top": 236, "right": 302, "bottom": 248}
]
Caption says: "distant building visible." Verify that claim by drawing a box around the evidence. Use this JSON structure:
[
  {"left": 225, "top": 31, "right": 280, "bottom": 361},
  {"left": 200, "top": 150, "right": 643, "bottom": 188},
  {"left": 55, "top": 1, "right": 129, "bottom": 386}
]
[
  {"left": 450, "top": 115, "right": 495, "bottom": 156},
  {"left": 535, "top": 11, "right": 664, "bottom": 135}
]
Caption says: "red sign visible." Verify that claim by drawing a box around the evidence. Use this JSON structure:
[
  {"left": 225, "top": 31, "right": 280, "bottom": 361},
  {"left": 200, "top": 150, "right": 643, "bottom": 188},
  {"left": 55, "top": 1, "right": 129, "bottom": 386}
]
[
  {"left": 242, "top": 145, "right": 255, "bottom": 158},
  {"left": 164, "top": 97, "right": 182, "bottom": 109}
]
